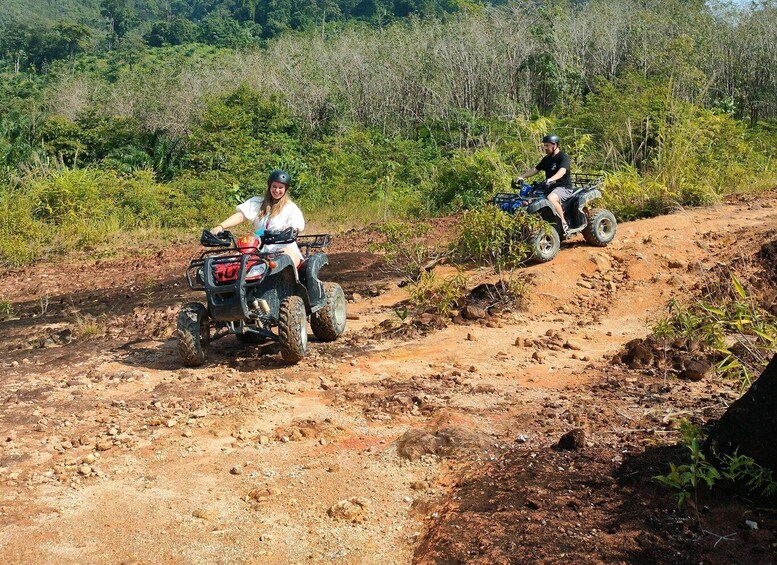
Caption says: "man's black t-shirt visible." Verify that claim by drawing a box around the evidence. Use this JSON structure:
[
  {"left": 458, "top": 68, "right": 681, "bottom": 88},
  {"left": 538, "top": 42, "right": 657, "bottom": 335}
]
[{"left": 536, "top": 151, "right": 572, "bottom": 188}]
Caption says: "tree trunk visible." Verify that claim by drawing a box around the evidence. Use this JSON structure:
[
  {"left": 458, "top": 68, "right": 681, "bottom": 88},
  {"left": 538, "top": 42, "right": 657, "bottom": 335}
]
[{"left": 705, "top": 353, "right": 777, "bottom": 472}]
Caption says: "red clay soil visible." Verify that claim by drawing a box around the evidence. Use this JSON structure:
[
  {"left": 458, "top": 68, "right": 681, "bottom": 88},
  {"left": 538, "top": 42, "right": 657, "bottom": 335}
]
[{"left": 0, "top": 191, "right": 776, "bottom": 564}]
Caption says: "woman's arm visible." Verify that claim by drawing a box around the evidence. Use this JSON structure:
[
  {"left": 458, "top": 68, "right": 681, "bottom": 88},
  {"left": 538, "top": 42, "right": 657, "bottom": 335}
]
[
  {"left": 288, "top": 203, "right": 305, "bottom": 232},
  {"left": 211, "top": 211, "right": 246, "bottom": 235}
]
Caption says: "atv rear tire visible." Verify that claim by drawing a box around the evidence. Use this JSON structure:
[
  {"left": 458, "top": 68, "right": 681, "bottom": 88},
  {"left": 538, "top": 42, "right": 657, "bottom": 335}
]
[
  {"left": 311, "top": 283, "right": 347, "bottom": 341},
  {"left": 177, "top": 302, "right": 210, "bottom": 367},
  {"left": 278, "top": 295, "right": 308, "bottom": 364},
  {"left": 583, "top": 209, "right": 617, "bottom": 246},
  {"left": 529, "top": 226, "right": 560, "bottom": 263}
]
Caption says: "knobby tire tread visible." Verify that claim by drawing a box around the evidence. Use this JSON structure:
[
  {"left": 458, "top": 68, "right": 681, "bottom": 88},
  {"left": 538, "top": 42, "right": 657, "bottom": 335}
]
[
  {"left": 311, "top": 283, "right": 346, "bottom": 341},
  {"left": 583, "top": 208, "right": 616, "bottom": 247},
  {"left": 177, "top": 302, "right": 208, "bottom": 367},
  {"left": 279, "top": 295, "right": 307, "bottom": 364}
]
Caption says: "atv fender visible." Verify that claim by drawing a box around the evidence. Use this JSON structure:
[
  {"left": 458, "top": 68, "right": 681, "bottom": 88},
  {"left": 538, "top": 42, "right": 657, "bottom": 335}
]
[
  {"left": 299, "top": 253, "right": 329, "bottom": 313},
  {"left": 527, "top": 197, "right": 564, "bottom": 235},
  {"left": 576, "top": 189, "right": 602, "bottom": 208},
  {"left": 526, "top": 197, "right": 553, "bottom": 216},
  {"left": 252, "top": 255, "right": 312, "bottom": 317}
]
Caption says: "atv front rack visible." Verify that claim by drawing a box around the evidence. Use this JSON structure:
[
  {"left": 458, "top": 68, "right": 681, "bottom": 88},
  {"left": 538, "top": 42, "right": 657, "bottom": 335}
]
[
  {"left": 186, "top": 250, "right": 282, "bottom": 290},
  {"left": 493, "top": 192, "right": 529, "bottom": 212}
]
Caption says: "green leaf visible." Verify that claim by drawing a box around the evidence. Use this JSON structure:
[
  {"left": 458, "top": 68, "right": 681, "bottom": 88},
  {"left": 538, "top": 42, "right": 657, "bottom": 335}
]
[{"left": 731, "top": 274, "right": 747, "bottom": 300}]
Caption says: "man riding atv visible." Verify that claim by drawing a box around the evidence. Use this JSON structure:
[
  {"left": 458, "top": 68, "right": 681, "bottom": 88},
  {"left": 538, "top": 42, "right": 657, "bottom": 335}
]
[{"left": 514, "top": 134, "right": 572, "bottom": 236}]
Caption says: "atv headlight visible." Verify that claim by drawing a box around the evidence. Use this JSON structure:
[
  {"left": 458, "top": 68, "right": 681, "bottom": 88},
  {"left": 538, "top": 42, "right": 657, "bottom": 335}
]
[{"left": 246, "top": 263, "right": 268, "bottom": 279}]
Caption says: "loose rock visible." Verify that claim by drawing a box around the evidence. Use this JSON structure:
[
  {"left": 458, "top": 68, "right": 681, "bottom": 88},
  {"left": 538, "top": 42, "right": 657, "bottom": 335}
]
[
  {"left": 247, "top": 487, "right": 280, "bottom": 505},
  {"left": 462, "top": 305, "right": 487, "bottom": 320},
  {"left": 681, "top": 360, "right": 710, "bottom": 382},
  {"left": 327, "top": 497, "right": 369, "bottom": 523},
  {"left": 395, "top": 427, "right": 490, "bottom": 461},
  {"left": 193, "top": 508, "right": 218, "bottom": 521},
  {"left": 557, "top": 428, "right": 586, "bottom": 450}
]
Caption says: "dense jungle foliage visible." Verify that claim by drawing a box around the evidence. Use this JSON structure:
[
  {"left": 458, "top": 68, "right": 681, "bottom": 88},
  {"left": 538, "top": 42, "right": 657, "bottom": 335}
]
[{"left": 0, "top": 0, "right": 776, "bottom": 265}]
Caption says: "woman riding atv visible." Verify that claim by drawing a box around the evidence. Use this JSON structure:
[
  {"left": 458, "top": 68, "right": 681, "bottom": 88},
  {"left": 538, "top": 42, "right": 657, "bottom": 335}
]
[{"left": 211, "top": 170, "right": 305, "bottom": 267}]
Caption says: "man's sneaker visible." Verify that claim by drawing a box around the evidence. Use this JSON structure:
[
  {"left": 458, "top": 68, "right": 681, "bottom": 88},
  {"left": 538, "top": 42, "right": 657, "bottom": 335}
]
[{"left": 562, "top": 223, "right": 570, "bottom": 237}]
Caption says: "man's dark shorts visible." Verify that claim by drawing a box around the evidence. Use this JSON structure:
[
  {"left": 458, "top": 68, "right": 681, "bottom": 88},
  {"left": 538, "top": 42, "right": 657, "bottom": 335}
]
[{"left": 550, "top": 186, "right": 575, "bottom": 204}]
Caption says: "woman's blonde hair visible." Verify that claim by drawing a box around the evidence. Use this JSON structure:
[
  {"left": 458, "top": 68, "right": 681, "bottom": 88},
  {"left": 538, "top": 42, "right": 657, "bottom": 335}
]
[{"left": 259, "top": 183, "right": 290, "bottom": 219}]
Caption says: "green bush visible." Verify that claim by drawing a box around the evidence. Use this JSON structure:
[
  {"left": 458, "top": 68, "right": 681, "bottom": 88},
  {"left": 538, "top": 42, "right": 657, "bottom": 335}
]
[
  {"left": 429, "top": 147, "right": 511, "bottom": 211},
  {"left": 0, "top": 167, "right": 236, "bottom": 264},
  {"left": 408, "top": 270, "right": 468, "bottom": 317},
  {"left": 0, "top": 190, "right": 44, "bottom": 265},
  {"left": 652, "top": 275, "right": 777, "bottom": 391},
  {"left": 368, "top": 221, "right": 434, "bottom": 283},
  {"left": 456, "top": 205, "right": 544, "bottom": 268}
]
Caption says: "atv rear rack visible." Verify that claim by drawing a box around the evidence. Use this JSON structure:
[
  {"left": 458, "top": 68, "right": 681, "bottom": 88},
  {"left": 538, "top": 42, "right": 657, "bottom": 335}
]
[
  {"left": 570, "top": 173, "right": 605, "bottom": 191},
  {"left": 297, "top": 234, "right": 331, "bottom": 257}
]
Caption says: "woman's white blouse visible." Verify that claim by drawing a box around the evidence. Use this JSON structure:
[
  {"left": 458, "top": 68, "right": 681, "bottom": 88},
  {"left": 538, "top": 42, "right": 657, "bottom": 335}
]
[
  {"left": 236, "top": 197, "right": 305, "bottom": 256},
  {"left": 236, "top": 197, "right": 305, "bottom": 233}
]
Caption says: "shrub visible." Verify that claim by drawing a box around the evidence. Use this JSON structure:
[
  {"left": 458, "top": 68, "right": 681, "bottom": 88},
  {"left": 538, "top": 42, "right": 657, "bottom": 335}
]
[
  {"left": 652, "top": 275, "right": 777, "bottom": 391},
  {"left": 408, "top": 270, "right": 468, "bottom": 317},
  {"left": 0, "top": 190, "right": 44, "bottom": 265},
  {"left": 368, "top": 221, "right": 435, "bottom": 283},
  {"left": 429, "top": 148, "right": 512, "bottom": 211},
  {"left": 456, "top": 205, "right": 544, "bottom": 268},
  {"left": 0, "top": 299, "right": 13, "bottom": 319}
]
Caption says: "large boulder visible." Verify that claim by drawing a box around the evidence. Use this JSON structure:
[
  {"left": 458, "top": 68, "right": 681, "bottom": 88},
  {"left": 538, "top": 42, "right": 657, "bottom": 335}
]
[{"left": 705, "top": 354, "right": 777, "bottom": 473}]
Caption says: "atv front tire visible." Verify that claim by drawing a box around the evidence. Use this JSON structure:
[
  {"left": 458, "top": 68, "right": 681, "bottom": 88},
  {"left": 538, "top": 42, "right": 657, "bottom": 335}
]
[
  {"left": 278, "top": 295, "right": 308, "bottom": 363},
  {"left": 583, "top": 209, "right": 617, "bottom": 246},
  {"left": 529, "top": 226, "right": 561, "bottom": 263},
  {"left": 311, "top": 283, "right": 347, "bottom": 341},
  {"left": 177, "top": 302, "right": 210, "bottom": 367}
]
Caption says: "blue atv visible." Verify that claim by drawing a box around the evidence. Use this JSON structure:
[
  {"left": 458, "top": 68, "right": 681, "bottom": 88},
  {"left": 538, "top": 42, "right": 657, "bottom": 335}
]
[{"left": 493, "top": 173, "right": 617, "bottom": 263}]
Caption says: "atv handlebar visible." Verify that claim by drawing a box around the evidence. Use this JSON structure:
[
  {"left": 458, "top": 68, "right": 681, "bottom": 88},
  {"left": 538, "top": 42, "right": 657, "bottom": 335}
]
[
  {"left": 200, "top": 229, "right": 235, "bottom": 247},
  {"left": 261, "top": 227, "right": 297, "bottom": 245}
]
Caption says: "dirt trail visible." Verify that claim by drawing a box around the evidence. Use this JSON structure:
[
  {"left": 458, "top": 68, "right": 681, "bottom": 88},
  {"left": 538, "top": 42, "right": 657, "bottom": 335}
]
[{"left": 1, "top": 192, "right": 776, "bottom": 564}]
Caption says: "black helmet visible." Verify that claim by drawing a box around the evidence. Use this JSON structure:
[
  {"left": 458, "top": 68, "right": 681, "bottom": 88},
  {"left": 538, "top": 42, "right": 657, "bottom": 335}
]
[
  {"left": 542, "top": 134, "right": 560, "bottom": 145},
  {"left": 267, "top": 170, "right": 291, "bottom": 187}
]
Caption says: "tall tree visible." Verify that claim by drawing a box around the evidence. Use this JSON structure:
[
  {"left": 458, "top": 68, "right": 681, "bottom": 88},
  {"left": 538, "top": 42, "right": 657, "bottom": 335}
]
[{"left": 100, "top": 0, "right": 136, "bottom": 49}]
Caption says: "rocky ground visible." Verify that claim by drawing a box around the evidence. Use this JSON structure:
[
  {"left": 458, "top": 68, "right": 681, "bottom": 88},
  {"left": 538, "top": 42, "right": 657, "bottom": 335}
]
[{"left": 1, "top": 191, "right": 776, "bottom": 564}]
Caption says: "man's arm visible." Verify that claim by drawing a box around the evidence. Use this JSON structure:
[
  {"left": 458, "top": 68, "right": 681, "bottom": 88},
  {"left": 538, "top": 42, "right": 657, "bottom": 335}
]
[
  {"left": 515, "top": 167, "right": 539, "bottom": 182},
  {"left": 546, "top": 167, "right": 567, "bottom": 184}
]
